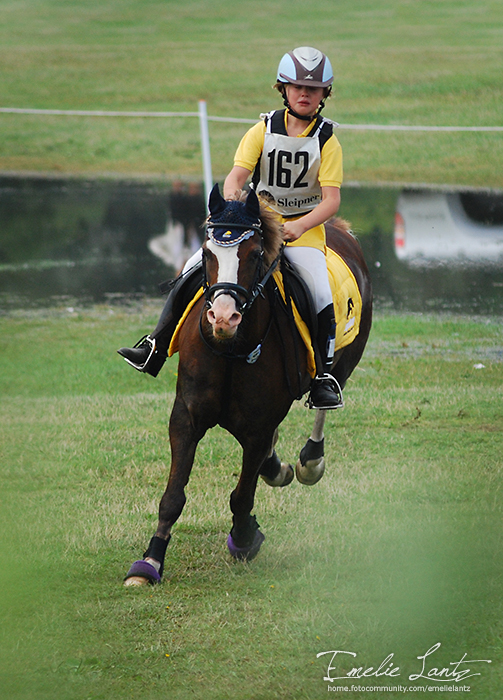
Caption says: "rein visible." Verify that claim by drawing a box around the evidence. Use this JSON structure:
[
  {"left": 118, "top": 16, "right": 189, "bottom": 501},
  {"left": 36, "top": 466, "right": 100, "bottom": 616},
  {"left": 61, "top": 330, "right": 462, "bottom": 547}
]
[{"left": 199, "top": 240, "right": 305, "bottom": 400}]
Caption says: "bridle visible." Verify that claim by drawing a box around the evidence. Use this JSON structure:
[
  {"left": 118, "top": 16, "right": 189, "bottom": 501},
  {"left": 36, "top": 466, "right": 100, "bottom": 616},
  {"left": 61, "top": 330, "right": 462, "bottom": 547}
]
[
  {"left": 201, "top": 225, "right": 281, "bottom": 317},
  {"left": 200, "top": 224, "right": 283, "bottom": 363}
]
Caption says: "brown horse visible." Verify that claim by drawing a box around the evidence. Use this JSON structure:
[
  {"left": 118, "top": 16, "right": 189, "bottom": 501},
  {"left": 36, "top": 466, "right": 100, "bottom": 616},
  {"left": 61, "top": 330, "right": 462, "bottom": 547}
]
[{"left": 124, "top": 186, "right": 372, "bottom": 585}]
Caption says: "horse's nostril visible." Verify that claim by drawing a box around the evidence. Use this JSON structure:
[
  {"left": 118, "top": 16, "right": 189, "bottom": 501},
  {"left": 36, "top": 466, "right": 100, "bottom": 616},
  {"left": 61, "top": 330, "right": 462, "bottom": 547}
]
[
  {"left": 229, "top": 312, "right": 242, "bottom": 327},
  {"left": 207, "top": 308, "right": 216, "bottom": 324}
]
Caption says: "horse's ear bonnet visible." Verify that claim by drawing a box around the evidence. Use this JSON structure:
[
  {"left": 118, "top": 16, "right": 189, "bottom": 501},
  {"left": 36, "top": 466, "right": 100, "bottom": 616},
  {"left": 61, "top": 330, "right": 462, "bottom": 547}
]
[{"left": 207, "top": 184, "right": 262, "bottom": 247}]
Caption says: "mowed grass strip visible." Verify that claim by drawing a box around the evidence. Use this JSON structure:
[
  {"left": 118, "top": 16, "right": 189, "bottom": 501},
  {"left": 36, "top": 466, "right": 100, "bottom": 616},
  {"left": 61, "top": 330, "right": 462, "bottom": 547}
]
[
  {"left": 0, "top": 0, "right": 502, "bottom": 186},
  {"left": 0, "top": 306, "right": 502, "bottom": 699}
]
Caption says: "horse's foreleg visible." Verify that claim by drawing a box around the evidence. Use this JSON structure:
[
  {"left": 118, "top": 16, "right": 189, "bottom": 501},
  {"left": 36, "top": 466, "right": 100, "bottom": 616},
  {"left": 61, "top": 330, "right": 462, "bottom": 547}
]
[
  {"left": 124, "top": 398, "right": 203, "bottom": 586},
  {"left": 227, "top": 437, "right": 271, "bottom": 561},
  {"left": 296, "top": 409, "right": 327, "bottom": 485}
]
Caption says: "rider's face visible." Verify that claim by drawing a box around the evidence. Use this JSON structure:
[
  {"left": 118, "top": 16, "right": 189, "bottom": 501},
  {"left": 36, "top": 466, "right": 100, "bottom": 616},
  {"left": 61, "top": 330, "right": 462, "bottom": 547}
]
[{"left": 285, "top": 84, "right": 325, "bottom": 117}]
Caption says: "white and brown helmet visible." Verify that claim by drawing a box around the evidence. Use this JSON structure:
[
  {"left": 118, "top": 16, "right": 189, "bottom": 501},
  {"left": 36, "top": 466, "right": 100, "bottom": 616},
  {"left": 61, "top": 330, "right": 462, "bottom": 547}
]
[{"left": 276, "top": 47, "right": 334, "bottom": 89}]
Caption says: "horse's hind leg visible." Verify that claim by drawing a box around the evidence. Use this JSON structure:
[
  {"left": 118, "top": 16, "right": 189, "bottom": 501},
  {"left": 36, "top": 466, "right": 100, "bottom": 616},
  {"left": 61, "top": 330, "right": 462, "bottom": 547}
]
[
  {"left": 259, "top": 429, "right": 294, "bottom": 488},
  {"left": 296, "top": 409, "right": 327, "bottom": 485}
]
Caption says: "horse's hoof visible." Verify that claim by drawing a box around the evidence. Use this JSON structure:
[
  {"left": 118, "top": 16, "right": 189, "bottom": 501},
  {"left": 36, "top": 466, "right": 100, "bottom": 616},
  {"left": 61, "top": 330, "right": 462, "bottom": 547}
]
[
  {"left": 124, "top": 560, "right": 161, "bottom": 586},
  {"left": 295, "top": 456, "right": 325, "bottom": 485},
  {"left": 260, "top": 462, "right": 294, "bottom": 487},
  {"left": 124, "top": 575, "right": 151, "bottom": 587},
  {"left": 227, "top": 530, "right": 265, "bottom": 561}
]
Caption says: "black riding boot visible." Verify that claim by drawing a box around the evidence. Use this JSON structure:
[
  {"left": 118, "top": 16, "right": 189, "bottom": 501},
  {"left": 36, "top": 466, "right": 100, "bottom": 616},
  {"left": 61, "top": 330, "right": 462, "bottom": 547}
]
[
  {"left": 307, "top": 304, "right": 344, "bottom": 410},
  {"left": 117, "top": 306, "right": 175, "bottom": 378},
  {"left": 118, "top": 263, "right": 202, "bottom": 378}
]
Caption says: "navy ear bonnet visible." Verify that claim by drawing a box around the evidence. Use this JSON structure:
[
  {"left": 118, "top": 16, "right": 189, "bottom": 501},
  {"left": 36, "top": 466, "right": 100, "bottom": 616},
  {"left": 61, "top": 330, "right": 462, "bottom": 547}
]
[{"left": 206, "top": 184, "right": 262, "bottom": 246}]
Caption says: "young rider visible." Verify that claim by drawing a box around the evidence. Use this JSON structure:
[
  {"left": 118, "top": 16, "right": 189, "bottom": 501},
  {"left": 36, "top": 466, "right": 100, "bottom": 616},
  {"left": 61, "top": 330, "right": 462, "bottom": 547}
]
[
  {"left": 119, "top": 46, "right": 343, "bottom": 409},
  {"left": 223, "top": 46, "right": 343, "bottom": 409}
]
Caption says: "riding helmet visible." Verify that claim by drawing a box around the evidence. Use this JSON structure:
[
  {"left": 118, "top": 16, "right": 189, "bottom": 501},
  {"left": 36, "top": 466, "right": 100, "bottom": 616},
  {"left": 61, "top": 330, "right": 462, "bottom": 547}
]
[{"left": 276, "top": 47, "right": 334, "bottom": 88}]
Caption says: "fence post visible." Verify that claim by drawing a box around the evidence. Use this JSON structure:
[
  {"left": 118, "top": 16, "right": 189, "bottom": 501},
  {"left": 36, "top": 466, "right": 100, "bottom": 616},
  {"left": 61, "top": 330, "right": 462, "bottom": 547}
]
[{"left": 198, "top": 100, "right": 213, "bottom": 209}]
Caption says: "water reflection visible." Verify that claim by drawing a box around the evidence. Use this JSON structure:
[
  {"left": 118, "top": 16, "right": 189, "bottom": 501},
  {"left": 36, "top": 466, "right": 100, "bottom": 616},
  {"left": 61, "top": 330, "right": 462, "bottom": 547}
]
[
  {"left": 0, "top": 176, "right": 502, "bottom": 315},
  {"left": 0, "top": 177, "right": 205, "bottom": 310},
  {"left": 395, "top": 191, "right": 503, "bottom": 265},
  {"left": 149, "top": 181, "right": 204, "bottom": 270}
]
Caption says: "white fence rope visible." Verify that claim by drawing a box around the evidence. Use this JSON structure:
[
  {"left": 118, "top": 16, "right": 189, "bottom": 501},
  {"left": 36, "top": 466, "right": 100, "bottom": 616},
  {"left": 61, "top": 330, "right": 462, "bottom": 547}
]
[{"left": 1, "top": 107, "right": 502, "bottom": 131}]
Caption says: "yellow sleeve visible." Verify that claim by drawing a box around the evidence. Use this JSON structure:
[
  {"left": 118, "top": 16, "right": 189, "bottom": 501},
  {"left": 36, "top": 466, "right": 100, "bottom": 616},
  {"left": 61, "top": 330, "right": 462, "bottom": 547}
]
[
  {"left": 319, "top": 133, "right": 343, "bottom": 188},
  {"left": 233, "top": 120, "right": 266, "bottom": 171}
]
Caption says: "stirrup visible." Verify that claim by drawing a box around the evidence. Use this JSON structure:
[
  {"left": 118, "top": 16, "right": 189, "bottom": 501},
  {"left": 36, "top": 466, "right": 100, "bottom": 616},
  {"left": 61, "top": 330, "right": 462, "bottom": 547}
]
[
  {"left": 306, "top": 373, "right": 344, "bottom": 410},
  {"left": 122, "top": 335, "right": 156, "bottom": 372}
]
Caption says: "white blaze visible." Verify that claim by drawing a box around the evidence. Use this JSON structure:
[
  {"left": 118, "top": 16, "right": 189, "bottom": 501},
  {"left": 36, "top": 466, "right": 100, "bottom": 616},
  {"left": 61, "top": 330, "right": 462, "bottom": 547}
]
[
  {"left": 205, "top": 239, "right": 242, "bottom": 336},
  {"left": 206, "top": 240, "right": 240, "bottom": 286}
]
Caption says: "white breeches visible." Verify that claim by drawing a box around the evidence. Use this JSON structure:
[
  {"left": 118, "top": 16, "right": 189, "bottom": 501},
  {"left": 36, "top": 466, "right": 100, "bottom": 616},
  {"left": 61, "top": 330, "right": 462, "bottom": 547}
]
[
  {"left": 182, "top": 245, "right": 332, "bottom": 314},
  {"left": 283, "top": 246, "right": 332, "bottom": 314}
]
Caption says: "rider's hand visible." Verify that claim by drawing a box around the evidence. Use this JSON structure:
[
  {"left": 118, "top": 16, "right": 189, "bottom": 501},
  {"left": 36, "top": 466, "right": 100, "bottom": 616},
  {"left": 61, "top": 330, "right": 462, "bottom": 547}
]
[{"left": 281, "top": 219, "right": 305, "bottom": 243}]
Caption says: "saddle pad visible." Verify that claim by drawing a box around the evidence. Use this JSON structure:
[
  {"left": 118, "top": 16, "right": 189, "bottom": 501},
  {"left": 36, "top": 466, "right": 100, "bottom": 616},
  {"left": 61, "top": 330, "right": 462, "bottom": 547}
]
[
  {"left": 168, "top": 287, "right": 204, "bottom": 357},
  {"left": 327, "top": 248, "right": 362, "bottom": 350},
  {"left": 273, "top": 248, "right": 362, "bottom": 377},
  {"left": 168, "top": 249, "right": 362, "bottom": 373}
]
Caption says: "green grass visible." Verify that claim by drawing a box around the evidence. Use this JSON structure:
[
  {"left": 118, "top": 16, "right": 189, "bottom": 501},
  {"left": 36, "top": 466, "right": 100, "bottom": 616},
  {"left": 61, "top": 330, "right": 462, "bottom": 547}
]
[
  {"left": 1, "top": 0, "right": 502, "bottom": 186},
  {"left": 1, "top": 304, "right": 502, "bottom": 699}
]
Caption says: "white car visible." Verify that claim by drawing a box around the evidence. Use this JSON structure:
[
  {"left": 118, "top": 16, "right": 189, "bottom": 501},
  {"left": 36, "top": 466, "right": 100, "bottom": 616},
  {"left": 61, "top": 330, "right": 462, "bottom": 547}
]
[{"left": 394, "top": 190, "right": 503, "bottom": 265}]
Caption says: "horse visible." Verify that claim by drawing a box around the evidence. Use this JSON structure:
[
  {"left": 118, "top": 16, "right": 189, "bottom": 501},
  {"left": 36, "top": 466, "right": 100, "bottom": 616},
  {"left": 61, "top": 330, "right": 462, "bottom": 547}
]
[{"left": 124, "top": 185, "right": 372, "bottom": 585}]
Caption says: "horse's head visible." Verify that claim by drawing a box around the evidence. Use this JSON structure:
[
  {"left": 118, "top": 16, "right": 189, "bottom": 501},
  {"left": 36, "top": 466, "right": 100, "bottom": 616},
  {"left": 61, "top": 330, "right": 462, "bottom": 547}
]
[{"left": 202, "top": 185, "right": 281, "bottom": 341}]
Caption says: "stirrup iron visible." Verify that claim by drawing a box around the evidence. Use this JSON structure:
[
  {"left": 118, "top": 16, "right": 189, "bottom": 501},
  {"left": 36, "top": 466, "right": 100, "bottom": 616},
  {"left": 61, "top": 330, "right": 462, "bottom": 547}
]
[
  {"left": 306, "top": 373, "right": 344, "bottom": 410},
  {"left": 122, "top": 335, "right": 156, "bottom": 372}
]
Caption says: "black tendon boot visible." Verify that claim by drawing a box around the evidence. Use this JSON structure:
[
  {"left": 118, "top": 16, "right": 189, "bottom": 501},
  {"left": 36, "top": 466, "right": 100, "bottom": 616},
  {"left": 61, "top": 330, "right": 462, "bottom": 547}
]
[
  {"left": 308, "top": 304, "right": 344, "bottom": 410},
  {"left": 118, "top": 263, "right": 202, "bottom": 377}
]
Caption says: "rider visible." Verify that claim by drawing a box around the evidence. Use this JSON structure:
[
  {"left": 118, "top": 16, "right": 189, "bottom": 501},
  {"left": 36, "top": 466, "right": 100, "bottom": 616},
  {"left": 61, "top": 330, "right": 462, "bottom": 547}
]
[
  {"left": 118, "top": 46, "right": 343, "bottom": 409},
  {"left": 223, "top": 46, "right": 343, "bottom": 409}
]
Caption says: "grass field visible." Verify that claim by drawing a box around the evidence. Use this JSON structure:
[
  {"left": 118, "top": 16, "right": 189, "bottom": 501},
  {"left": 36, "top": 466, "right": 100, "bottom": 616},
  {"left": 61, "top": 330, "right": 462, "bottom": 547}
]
[
  {"left": 1, "top": 2, "right": 502, "bottom": 698},
  {"left": 1, "top": 0, "right": 502, "bottom": 187},
  {"left": 1, "top": 304, "right": 502, "bottom": 699}
]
